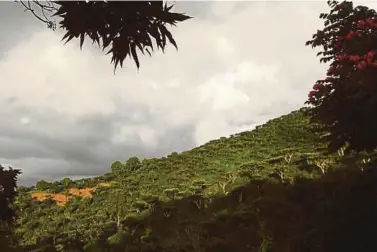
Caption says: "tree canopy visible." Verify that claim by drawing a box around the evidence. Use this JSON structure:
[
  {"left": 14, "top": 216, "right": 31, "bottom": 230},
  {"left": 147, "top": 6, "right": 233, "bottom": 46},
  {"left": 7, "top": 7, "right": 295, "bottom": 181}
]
[
  {"left": 306, "top": 0, "right": 377, "bottom": 153},
  {"left": 17, "top": 0, "right": 192, "bottom": 72}
]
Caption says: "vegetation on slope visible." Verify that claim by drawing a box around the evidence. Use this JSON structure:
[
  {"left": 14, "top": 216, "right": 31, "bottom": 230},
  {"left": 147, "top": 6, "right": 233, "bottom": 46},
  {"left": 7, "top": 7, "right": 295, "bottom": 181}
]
[{"left": 13, "top": 108, "right": 377, "bottom": 252}]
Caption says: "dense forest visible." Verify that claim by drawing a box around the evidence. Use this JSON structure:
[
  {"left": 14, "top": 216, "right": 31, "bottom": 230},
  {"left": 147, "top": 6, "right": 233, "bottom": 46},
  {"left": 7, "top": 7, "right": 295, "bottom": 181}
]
[
  {"left": 8, "top": 108, "right": 377, "bottom": 251},
  {"left": 1, "top": 0, "right": 377, "bottom": 251}
]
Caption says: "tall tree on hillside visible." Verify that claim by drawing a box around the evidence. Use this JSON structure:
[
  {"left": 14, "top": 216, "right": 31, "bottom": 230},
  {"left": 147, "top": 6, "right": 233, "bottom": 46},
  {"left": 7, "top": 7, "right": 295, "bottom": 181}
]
[
  {"left": 306, "top": 0, "right": 377, "bottom": 153},
  {"left": 108, "top": 188, "right": 128, "bottom": 229},
  {"left": 16, "top": 0, "right": 192, "bottom": 72}
]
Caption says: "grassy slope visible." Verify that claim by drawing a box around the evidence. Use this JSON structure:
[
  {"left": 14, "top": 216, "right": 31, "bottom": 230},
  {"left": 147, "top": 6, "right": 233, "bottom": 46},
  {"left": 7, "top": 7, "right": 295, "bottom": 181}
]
[{"left": 15, "top": 107, "right": 377, "bottom": 252}]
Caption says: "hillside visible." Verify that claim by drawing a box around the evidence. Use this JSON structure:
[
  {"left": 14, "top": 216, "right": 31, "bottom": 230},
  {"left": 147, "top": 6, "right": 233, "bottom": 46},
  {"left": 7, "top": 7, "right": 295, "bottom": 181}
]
[{"left": 13, "top": 108, "right": 377, "bottom": 252}]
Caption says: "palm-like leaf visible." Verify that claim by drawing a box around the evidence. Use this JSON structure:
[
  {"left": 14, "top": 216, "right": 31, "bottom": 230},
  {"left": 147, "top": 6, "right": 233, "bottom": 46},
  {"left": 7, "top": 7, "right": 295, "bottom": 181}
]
[{"left": 18, "top": 1, "right": 192, "bottom": 73}]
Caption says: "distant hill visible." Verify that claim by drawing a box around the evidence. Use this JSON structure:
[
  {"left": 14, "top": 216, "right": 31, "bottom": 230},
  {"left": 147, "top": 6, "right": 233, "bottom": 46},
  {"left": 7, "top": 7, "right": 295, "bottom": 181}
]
[{"left": 13, "top": 108, "right": 377, "bottom": 252}]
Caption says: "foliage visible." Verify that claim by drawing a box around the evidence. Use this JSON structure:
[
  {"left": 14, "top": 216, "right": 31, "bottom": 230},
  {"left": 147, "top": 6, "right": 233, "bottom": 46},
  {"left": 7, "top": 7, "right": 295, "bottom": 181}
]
[
  {"left": 0, "top": 166, "right": 21, "bottom": 250},
  {"left": 17, "top": 0, "right": 192, "bottom": 72},
  {"left": 125, "top": 156, "right": 142, "bottom": 172},
  {"left": 111, "top": 161, "right": 123, "bottom": 174},
  {"left": 35, "top": 180, "right": 50, "bottom": 191},
  {"left": 11, "top": 109, "right": 334, "bottom": 250},
  {"left": 306, "top": 0, "right": 377, "bottom": 153},
  {"left": 61, "top": 178, "right": 72, "bottom": 188},
  {"left": 11, "top": 108, "right": 377, "bottom": 251},
  {"left": 0, "top": 166, "right": 21, "bottom": 223}
]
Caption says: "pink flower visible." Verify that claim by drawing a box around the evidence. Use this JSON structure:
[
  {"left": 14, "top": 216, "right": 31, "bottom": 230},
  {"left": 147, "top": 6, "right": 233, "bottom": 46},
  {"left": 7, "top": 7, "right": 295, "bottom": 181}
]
[
  {"left": 367, "top": 51, "right": 375, "bottom": 60},
  {"left": 357, "top": 20, "right": 366, "bottom": 27},
  {"left": 356, "top": 61, "right": 367, "bottom": 70},
  {"left": 336, "top": 54, "right": 348, "bottom": 61},
  {"left": 345, "top": 31, "right": 355, "bottom": 40},
  {"left": 328, "top": 66, "right": 336, "bottom": 73},
  {"left": 349, "top": 55, "right": 360, "bottom": 62},
  {"left": 366, "top": 18, "right": 374, "bottom": 26},
  {"left": 308, "top": 91, "right": 317, "bottom": 98},
  {"left": 313, "top": 83, "right": 323, "bottom": 90}
]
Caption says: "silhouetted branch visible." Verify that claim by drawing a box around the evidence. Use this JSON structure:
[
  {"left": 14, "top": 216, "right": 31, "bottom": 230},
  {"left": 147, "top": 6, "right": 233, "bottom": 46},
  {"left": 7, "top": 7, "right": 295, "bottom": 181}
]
[
  {"left": 15, "top": 0, "right": 192, "bottom": 73},
  {"left": 15, "top": 0, "right": 58, "bottom": 30}
]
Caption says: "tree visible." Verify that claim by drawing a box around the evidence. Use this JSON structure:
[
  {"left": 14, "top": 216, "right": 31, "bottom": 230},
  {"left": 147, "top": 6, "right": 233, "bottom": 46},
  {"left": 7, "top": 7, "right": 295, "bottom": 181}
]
[
  {"left": 0, "top": 166, "right": 21, "bottom": 223},
  {"left": 110, "top": 161, "right": 124, "bottom": 174},
  {"left": 125, "top": 157, "right": 141, "bottom": 172},
  {"left": 108, "top": 189, "right": 128, "bottom": 229},
  {"left": 17, "top": 0, "right": 192, "bottom": 72},
  {"left": 35, "top": 180, "right": 51, "bottom": 191},
  {"left": 61, "top": 177, "right": 72, "bottom": 188},
  {"left": 0, "top": 165, "right": 21, "bottom": 249},
  {"left": 306, "top": 0, "right": 377, "bottom": 153},
  {"left": 49, "top": 181, "right": 64, "bottom": 193}
]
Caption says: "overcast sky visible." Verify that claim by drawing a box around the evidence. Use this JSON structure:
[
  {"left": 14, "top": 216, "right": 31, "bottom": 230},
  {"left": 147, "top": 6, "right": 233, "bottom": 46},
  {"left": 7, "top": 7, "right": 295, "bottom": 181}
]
[{"left": 1, "top": 1, "right": 376, "bottom": 186}]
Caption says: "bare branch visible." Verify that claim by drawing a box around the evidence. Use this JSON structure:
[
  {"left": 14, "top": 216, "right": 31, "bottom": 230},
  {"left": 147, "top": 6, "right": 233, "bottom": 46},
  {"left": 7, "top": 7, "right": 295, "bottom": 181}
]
[{"left": 15, "top": 0, "right": 58, "bottom": 30}]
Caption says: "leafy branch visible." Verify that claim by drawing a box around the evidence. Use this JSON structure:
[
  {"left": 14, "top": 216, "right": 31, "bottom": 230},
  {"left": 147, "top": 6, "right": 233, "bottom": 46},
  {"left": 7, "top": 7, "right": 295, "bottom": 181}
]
[{"left": 17, "top": 1, "right": 192, "bottom": 73}]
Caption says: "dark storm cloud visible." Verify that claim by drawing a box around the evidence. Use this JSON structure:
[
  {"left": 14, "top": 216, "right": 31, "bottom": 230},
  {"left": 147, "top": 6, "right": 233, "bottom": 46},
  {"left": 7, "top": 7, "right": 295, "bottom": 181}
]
[{"left": 0, "top": 98, "right": 196, "bottom": 185}]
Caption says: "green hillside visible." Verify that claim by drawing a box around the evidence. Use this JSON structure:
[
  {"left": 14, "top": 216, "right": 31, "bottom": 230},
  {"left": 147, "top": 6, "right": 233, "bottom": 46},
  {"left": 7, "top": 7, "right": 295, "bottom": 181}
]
[{"left": 12, "top": 108, "right": 377, "bottom": 252}]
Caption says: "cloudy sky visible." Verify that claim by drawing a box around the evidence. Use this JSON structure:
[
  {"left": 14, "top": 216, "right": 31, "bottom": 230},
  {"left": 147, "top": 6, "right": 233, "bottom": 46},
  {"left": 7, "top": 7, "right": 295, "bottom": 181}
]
[{"left": 0, "top": 1, "right": 376, "bottom": 186}]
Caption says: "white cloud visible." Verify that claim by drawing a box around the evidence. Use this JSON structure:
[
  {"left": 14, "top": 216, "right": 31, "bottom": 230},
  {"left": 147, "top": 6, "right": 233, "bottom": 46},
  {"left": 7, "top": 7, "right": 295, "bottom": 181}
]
[
  {"left": 111, "top": 124, "right": 158, "bottom": 149},
  {"left": 19, "top": 117, "right": 31, "bottom": 125},
  {"left": 213, "top": 37, "right": 235, "bottom": 57},
  {"left": 210, "top": 1, "right": 237, "bottom": 18}
]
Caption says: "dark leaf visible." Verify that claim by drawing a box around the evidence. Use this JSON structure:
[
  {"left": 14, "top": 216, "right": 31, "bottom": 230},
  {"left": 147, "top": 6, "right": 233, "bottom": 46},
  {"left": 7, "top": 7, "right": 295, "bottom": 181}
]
[
  {"left": 130, "top": 44, "right": 140, "bottom": 69},
  {"left": 22, "top": 1, "right": 193, "bottom": 72},
  {"left": 145, "top": 48, "right": 152, "bottom": 57},
  {"left": 80, "top": 33, "right": 85, "bottom": 49},
  {"left": 160, "top": 25, "right": 178, "bottom": 49}
]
